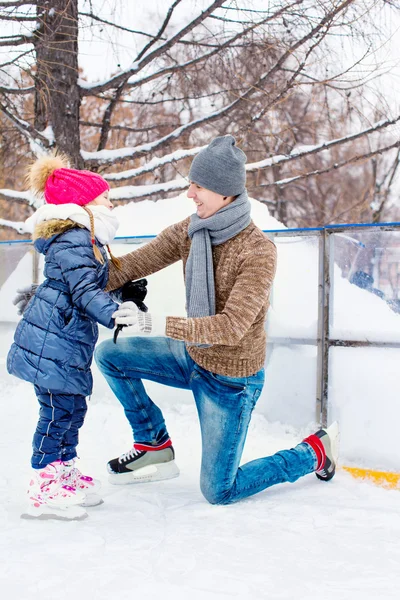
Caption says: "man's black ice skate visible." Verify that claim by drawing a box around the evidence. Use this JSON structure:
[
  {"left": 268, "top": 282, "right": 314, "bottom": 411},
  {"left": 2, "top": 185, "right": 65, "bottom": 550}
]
[
  {"left": 304, "top": 421, "right": 339, "bottom": 481},
  {"left": 107, "top": 439, "right": 180, "bottom": 484}
]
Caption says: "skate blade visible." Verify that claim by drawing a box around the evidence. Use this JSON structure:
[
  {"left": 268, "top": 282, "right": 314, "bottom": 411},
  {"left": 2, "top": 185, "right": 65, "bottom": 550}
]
[
  {"left": 108, "top": 461, "right": 180, "bottom": 485},
  {"left": 21, "top": 504, "right": 88, "bottom": 521},
  {"left": 80, "top": 493, "right": 104, "bottom": 507}
]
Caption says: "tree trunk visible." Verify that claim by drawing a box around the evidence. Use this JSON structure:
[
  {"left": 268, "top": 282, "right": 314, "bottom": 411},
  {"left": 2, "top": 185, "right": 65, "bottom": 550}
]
[{"left": 33, "top": 0, "right": 82, "bottom": 167}]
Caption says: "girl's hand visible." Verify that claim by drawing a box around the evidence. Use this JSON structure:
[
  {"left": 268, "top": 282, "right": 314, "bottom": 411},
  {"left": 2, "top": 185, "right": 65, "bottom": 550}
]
[{"left": 12, "top": 284, "right": 39, "bottom": 315}]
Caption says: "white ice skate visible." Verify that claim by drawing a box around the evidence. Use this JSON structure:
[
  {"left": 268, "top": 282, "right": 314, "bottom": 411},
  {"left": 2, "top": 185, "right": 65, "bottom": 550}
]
[
  {"left": 21, "top": 461, "right": 88, "bottom": 521},
  {"left": 62, "top": 459, "right": 103, "bottom": 507}
]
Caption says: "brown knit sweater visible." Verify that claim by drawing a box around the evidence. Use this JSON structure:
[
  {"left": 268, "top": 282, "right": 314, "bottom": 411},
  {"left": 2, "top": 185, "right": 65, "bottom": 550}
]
[{"left": 106, "top": 217, "right": 277, "bottom": 377}]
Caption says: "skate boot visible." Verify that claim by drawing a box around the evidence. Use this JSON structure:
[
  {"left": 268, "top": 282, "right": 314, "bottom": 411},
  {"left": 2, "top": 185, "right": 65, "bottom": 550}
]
[
  {"left": 62, "top": 459, "right": 103, "bottom": 507},
  {"left": 22, "top": 460, "right": 87, "bottom": 520},
  {"left": 303, "top": 421, "right": 340, "bottom": 481},
  {"left": 107, "top": 439, "right": 180, "bottom": 484}
]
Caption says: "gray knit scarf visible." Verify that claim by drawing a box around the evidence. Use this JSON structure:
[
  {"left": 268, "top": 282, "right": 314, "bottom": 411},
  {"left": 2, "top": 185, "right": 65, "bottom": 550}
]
[{"left": 186, "top": 189, "right": 251, "bottom": 319}]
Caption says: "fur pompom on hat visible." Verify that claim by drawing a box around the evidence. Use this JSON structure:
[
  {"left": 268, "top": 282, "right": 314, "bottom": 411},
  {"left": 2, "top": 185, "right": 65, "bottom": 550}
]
[{"left": 28, "top": 153, "right": 109, "bottom": 206}]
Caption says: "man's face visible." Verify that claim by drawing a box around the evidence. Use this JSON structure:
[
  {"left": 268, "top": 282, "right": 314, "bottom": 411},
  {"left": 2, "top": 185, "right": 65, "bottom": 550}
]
[{"left": 187, "top": 182, "right": 229, "bottom": 219}]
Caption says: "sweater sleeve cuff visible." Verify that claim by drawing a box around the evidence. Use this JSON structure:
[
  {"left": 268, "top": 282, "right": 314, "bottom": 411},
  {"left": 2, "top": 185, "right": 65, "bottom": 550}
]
[{"left": 166, "top": 316, "right": 189, "bottom": 340}]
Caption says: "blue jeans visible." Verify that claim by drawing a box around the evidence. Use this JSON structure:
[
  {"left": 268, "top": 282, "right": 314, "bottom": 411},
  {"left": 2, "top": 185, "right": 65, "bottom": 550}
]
[
  {"left": 95, "top": 337, "right": 317, "bottom": 504},
  {"left": 32, "top": 385, "right": 87, "bottom": 469}
]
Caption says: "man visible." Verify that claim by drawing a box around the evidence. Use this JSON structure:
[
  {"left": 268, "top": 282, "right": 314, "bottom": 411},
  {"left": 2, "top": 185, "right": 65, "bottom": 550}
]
[{"left": 95, "top": 135, "right": 339, "bottom": 505}]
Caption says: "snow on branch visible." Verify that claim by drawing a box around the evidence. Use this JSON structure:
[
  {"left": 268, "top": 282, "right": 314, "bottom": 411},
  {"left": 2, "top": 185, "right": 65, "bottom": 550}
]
[
  {"left": 0, "top": 12, "right": 37, "bottom": 20},
  {"left": 0, "top": 33, "right": 34, "bottom": 45},
  {"left": 109, "top": 178, "right": 189, "bottom": 201},
  {"left": 0, "top": 84, "right": 34, "bottom": 93},
  {"left": 82, "top": 0, "right": 354, "bottom": 168},
  {"left": 104, "top": 146, "right": 204, "bottom": 182},
  {"left": 104, "top": 115, "right": 400, "bottom": 199},
  {"left": 0, "top": 188, "right": 32, "bottom": 203},
  {"left": 0, "top": 102, "right": 49, "bottom": 155},
  {"left": 0, "top": 217, "right": 27, "bottom": 233},
  {"left": 81, "top": 107, "right": 226, "bottom": 166},
  {"left": 256, "top": 139, "right": 400, "bottom": 189},
  {"left": 246, "top": 115, "right": 400, "bottom": 172}
]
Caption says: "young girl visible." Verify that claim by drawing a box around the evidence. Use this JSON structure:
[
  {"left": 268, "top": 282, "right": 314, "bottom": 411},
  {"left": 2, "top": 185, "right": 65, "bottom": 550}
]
[{"left": 7, "top": 154, "right": 121, "bottom": 520}]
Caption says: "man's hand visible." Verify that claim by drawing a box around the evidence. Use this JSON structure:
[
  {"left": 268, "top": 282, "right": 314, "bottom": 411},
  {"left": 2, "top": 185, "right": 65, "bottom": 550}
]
[
  {"left": 12, "top": 284, "right": 39, "bottom": 315},
  {"left": 112, "top": 301, "right": 166, "bottom": 342}
]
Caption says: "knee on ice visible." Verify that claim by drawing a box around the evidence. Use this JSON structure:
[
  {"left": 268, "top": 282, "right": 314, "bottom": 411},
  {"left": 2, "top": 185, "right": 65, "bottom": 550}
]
[{"left": 200, "top": 479, "right": 232, "bottom": 506}]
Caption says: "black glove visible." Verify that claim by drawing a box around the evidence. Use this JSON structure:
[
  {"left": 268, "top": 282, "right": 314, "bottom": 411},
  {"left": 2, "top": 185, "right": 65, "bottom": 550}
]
[{"left": 112, "top": 279, "right": 148, "bottom": 343}]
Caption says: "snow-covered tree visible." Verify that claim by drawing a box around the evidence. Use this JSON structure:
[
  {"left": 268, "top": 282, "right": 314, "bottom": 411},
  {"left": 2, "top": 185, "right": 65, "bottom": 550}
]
[{"left": 1, "top": 0, "right": 400, "bottom": 236}]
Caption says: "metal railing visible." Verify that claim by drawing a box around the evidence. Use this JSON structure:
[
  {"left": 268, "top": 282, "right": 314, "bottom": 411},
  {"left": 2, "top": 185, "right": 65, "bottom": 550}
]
[{"left": 2, "top": 221, "right": 400, "bottom": 427}]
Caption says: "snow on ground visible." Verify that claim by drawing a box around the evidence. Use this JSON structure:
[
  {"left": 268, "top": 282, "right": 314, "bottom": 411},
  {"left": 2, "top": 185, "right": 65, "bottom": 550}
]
[
  {"left": 1, "top": 195, "right": 400, "bottom": 598},
  {"left": 1, "top": 327, "right": 400, "bottom": 599}
]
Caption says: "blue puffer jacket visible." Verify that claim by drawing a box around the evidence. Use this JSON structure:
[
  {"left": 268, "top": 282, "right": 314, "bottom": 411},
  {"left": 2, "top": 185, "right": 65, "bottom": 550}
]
[{"left": 7, "top": 219, "right": 118, "bottom": 395}]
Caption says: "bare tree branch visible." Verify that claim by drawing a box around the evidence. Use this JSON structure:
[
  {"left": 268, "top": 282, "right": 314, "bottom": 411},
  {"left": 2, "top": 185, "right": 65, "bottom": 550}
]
[
  {"left": 93, "top": 0, "right": 224, "bottom": 150},
  {"left": 102, "top": 115, "right": 400, "bottom": 195},
  {"left": 90, "top": 1, "right": 295, "bottom": 151},
  {"left": 135, "top": 0, "right": 183, "bottom": 62},
  {"left": 257, "top": 140, "right": 400, "bottom": 189},
  {"left": 123, "top": 4, "right": 295, "bottom": 93},
  {"left": 0, "top": 101, "right": 49, "bottom": 152},
  {"left": 80, "top": 120, "right": 179, "bottom": 133},
  {"left": 81, "top": 0, "right": 226, "bottom": 95},
  {"left": 0, "top": 48, "right": 33, "bottom": 67},
  {"left": 245, "top": 115, "right": 400, "bottom": 172},
  {"left": 78, "top": 11, "right": 156, "bottom": 38},
  {"left": 82, "top": 0, "right": 355, "bottom": 167}
]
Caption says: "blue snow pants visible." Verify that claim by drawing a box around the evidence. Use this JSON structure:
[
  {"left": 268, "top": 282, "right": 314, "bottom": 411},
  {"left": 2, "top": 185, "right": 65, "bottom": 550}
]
[{"left": 31, "top": 385, "right": 87, "bottom": 469}]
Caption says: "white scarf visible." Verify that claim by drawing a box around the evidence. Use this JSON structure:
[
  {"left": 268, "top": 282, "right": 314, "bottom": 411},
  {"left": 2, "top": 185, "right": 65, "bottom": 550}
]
[{"left": 25, "top": 204, "right": 119, "bottom": 245}]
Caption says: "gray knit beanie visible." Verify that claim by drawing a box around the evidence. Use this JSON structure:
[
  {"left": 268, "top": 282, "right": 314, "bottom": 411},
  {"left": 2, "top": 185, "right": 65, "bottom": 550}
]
[{"left": 188, "top": 135, "right": 247, "bottom": 196}]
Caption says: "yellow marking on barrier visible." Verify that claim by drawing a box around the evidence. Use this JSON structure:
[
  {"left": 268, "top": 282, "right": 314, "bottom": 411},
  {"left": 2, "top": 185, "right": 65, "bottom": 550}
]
[{"left": 342, "top": 466, "right": 400, "bottom": 490}]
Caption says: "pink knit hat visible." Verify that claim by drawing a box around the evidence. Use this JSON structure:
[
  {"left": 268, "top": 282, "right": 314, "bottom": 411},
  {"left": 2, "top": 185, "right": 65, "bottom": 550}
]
[
  {"left": 45, "top": 168, "right": 109, "bottom": 206},
  {"left": 28, "top": 154, "right": 109, "bottom": 206}
]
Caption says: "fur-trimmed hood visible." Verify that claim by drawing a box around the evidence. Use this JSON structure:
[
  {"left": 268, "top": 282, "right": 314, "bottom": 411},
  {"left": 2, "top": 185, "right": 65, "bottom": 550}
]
[
  {"left": 33, "top": 219, "right": 86, "bottom": 255},
  {"left": 33, "top": 218, "right": 84, "bottom": 241}
]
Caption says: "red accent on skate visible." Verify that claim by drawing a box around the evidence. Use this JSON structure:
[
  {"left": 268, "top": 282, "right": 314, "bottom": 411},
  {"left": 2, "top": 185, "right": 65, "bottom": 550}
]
[
  {"left": 134, "top": 439, "right": 172, "bottom": 452},
  {"left": 303, "top": 434, "right": 326, "bottom": 471}
]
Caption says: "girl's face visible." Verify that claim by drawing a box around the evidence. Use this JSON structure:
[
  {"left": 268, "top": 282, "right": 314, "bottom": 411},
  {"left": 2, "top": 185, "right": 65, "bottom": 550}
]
[{"left": 87, "top": 190, "right": 113, "bottom": 210}]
